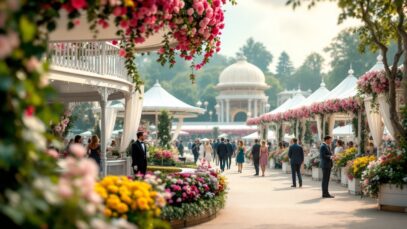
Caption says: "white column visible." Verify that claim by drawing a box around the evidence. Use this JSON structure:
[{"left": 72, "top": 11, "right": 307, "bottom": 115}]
[
  {"left": 99, "top": 88, "right": 108, "bottom": 177},
  {"left": 248, "top": 99, "right": 252, "bottom": 117},
  {"left": 226, "top": 99, "right": 230, "bottom": 123},
  {"left": 254, "top": 99, "right": 258, "bottom": 117},
  {"left": 220, "top": 100, "right": 224, "bottom": 123}
]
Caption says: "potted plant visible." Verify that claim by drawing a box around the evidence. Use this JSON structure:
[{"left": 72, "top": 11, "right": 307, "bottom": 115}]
[
  {"left": 362, "top": 149, "right": 407, "bottom": 212},
  {"left": 346, "top": 155, "right": 376, "bottom": 195},
  {"left": 310, "top": 156, "right": 322, "bottom": 181},
  {"left": 280, "top": 150, "right": 290, "bottom": 174},
  {"left": 333, "top": 147, "right": 357, "bottom": 186}
]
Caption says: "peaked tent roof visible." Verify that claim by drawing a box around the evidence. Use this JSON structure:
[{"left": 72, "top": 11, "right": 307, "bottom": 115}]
[
  {"left": 143, "top": 81, "right": 205, "bottom": 117},
  {"left": 281, "top": 91, "right": 307, "bottom": 111},
  {"left": 292, "top": 80, "right": 331, "bottom": 109},
  {"left": 324, "top": 68, "right": 358, "bottom": 101},
  {"left": 267, "top": 97, "right": 293, "bottom": 115}
]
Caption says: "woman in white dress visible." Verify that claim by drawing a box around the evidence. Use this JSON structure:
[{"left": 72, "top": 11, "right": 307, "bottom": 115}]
[
  {"left": 198, "top": 142, "right": 205, "bottom": 161},
  {"left": 204, "top": 141, "right": 213, "bottom": 163},
  {"left": 334, "top": 139, "right": 345, "bottom": 155}
]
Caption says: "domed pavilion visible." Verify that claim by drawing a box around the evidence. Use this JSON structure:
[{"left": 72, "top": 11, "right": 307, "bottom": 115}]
[{"left": 215, "top": 56, "right": 270, "bottom": 123}]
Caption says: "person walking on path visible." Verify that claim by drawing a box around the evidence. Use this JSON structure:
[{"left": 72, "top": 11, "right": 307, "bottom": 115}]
[
  {"left": 131, "top": 132, "right": 148, "bottom": 176},
  {"left": 259, "top": 140, "right": 269, "bottom": 177},
  {"left": 320, "top": 135, "right": 334, "bottom": 198},
  {"left": 236, "top": 140, "right": 245, "bottom": 173},
  {"left": 251, "top": 139, "right": 261, "bottom": 176},
  {"left": 204, "top": 141, "right": 213, "bottom": 163},
  {"left": 177, "top": 140, "right": 184, "bottom": 157},
  {"left": 226, "top": 139, "right": 234, "bottom": 170},
  {"left": 192, "top": 139, "right": 200, "bottom": 163},
  {"left": 213, "top": 139, "right": 220, "bottom": 165},
  {"left": 87, "top": 135, "right": 101, "bottom": 168},
  {"left": 288, "top": 138, "right": 304, "bottom": 187},
  {"left": 217, "top": 138, "right": 228, "bottom": 172}
]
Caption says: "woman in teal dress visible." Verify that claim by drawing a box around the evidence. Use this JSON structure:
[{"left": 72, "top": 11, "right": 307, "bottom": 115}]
[{"left": 236, "top": 140, "right": 245, "bottom": 173}]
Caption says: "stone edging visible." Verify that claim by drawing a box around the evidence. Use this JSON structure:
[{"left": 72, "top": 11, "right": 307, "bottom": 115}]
[{"left": 169, "top": 210, "right": 219, "bottom": 228}]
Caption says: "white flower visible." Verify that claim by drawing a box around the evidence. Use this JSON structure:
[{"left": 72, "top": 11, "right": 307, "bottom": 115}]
[{"left": 23, "top": 115, "right": 46, "bottom": 133}]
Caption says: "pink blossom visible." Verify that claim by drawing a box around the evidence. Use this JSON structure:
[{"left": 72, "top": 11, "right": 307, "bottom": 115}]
[
  {"left": 119, "top": 48, "right": 126, "bottom": 57},
  {"left": 70, "top": 0, "right": 87, "bottom": 10},
  {"left": 70, "top": 143, "right": 86, "bottom": 158},
  {"left": 46, "top": 149, "right": 59, "bottom": 158}
]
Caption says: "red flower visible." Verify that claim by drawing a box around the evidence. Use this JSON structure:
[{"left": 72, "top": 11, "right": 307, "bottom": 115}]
[
  {"left": 70, "top": 0, "right": 87, "bottom": 10},
  {"left": 25, "top": 106, "right": 35, "bottom": 117}
]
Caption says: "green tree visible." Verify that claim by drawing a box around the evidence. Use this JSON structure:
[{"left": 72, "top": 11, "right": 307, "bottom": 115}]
[
  {"left": 157, "top": 110, "right": 172, "bottom": 149},
  {"left": 71, "top": 103, "right": 96, "bottom": 131},
  {"left": 275, "top": 51, "right": 295, "bottom": 87},
  {"left": 287, "top": 0, "right": 407, "bottom": 144},
  {"left": 290, "top": 53, "right": 324, "bottom": 91},
  {"left": 265, "top": 73, "right": 284, "bottom": 110},
  {"left": 237, "top": 37, "right": 273, "bottom": 72},
  {"left": 324, "top": 30, "right": 378, "bottom": 89}
]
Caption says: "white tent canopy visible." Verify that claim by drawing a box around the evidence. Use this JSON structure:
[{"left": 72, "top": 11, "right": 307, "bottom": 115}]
[
  {"left": 242, "top": 130, "right": 276, "bottom": 140},
  {"left": 281, "top": 91, "right": 307, "bottom": 111},
  {"left": 295, "top": 80, "right": 331, "bottom": 108},
  {"left": 333, "top": 124, "right": 353, "bottom": 137},
  {"left": 324, "top": 68, "right": 358, "bottom": 101},
  {"left": 143, "top": 81, "right": 204, "bottom": 116}
]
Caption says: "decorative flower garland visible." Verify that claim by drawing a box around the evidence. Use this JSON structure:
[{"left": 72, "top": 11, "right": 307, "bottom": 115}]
[
  {"left": 247, "top": 97, "right": 362, "bottom": 125},
  {"left": 357, "top": 68, "right": 403, "bottom": 98}
]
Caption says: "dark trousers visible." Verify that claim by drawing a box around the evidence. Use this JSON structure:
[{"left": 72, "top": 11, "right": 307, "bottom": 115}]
[
  {"left": 220, "top": 156, "right": 226, "bottom": 171},
  {"left": 227, "top": 154, "right": 232, "bottom": 169},
  {"left": 291, "top": 163, "right": 302, "bottom": 186},
  {"left": 193, "top": 153, "right": 199, "bottom": 163},
  {"left": 134, "top": 164, "right": 147, "bottom": 176},
  {"left": 322, "top": 167, "right": 332, "bottom": 195},
  {"left": 253, "top": 157, "right": 260, "bottom": 175}
]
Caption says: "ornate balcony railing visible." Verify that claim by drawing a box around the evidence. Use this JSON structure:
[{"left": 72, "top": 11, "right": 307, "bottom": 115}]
[{"left": 48, "top": 41, "right": 131, "bottom": 82}]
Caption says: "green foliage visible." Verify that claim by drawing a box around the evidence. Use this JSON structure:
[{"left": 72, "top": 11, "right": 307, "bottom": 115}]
[
  {"left": 236, "top": 37, "right": 273, "bottom": 73},
  {"left": 157, "top": 110, "right": 172, "bottom": 149},
  {"left": 71, "top": 103, "right": 97, "bottom": 131},
  {"left": 304, "top": 121, "right": 313, "bottom": 144},
  {"left": 289, "top": 53, "right": 324, "bottom": 91},
  {"left": 147, "top": 166, "right": 182, "bottom": 174},
  {"left": 275, "top": 51, "right": 295, "bottom": 88},
  {"left": 265, "top": 74, "right": 283, "bottom": 110}
]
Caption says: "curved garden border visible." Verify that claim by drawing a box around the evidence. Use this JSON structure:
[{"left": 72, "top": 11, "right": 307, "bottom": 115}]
[{"left": 169, "top": 209, "right": 221, "bottom": 229}]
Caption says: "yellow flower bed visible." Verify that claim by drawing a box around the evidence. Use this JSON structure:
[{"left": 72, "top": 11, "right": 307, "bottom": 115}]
[
  {"left": 347, "top": 155, "right": 376, "bottom": 179},
  {"left": 95, "top": 176, "right": 166, "bottom": 220}
]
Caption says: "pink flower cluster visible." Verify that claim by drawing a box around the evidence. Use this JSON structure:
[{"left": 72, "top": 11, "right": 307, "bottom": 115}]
[
  {"left": 59, "top": 0, "right": 231, "bottom": 69},
  {"left": 247, "top": 97, "right": 362, "bottom": 125},
  {"left": 357, "top": 69, "right": 403, "bottom": 96},
  {"left": 154, "top": 150, "right": 175, "bottom": 160},
  {"left": 57, "top": 144, "right": 102, "bottom": 215},
  {"left": 53, "top": 112, "right": 71, "bottom": 136}
]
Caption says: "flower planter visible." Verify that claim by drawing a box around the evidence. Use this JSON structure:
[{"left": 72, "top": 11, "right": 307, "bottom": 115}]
[
  {"left": 269, "top": 158, "right": 276, "bottom": 169},
  {"left": 340, "top": 167, "right": 348, "bottom": 186},
  {"left": 170, "top": 210, "right": 219, "bottom": 229},
  {"left": 312, "top": 167, "right": 322, "bottom": 181},
  {"left": 347, "top": 178, "right": 362, "bottom": 195},
  {"left": 282, "top": 162, "right": 291, "bottom": 174},
  {"left": 378, "top": 184, "right": 407, "bottom": 213}
]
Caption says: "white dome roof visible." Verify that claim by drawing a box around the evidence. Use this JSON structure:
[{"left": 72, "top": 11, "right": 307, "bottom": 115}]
[{"left": 217, "top": 57, "right": 268, "bottom": 89}]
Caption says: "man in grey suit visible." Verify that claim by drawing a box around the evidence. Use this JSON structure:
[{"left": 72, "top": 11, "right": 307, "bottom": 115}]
[
  {"left": 288, "top": 138, "right": 304, "bottom": 188},
  {"left": 320, "top": 135, "right": 334, "bottom": 198},
  {"left": 251, "top": 139, "right": 261, "bottom": 176}
]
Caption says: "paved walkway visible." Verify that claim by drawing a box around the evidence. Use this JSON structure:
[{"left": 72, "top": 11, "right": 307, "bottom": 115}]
[{"left": 193, "top": 164, "right": 407, "bottom": 229}]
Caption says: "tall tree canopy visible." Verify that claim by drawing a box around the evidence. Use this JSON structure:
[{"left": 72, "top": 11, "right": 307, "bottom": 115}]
[
  {"left": 237, "top": 37, "right": 273, "bottom": 73},
  {"left": 275, "top": 51, "right": 295, "bottom": 88},
  {"left": 324, "top": 30, "right": 377, "bottom": 89},
  {"left": 290, "top": 53, "right": 325, "bottom": 91}
]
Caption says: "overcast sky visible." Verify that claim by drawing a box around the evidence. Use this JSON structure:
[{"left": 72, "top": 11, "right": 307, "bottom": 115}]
[{"left": 218, "top": 0, "right": 359, "bottom": 72}]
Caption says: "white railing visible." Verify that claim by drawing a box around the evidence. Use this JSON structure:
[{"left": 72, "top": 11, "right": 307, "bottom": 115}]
[{"left": 48, "top": 41, "right": 131, "bottom": 82}]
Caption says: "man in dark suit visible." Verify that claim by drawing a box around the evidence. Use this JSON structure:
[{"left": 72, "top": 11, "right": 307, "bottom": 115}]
[
  {"left": 320, "top": 135, "right": 334, "bottom": 198},
  {"left": 288, "top": 138, "right": 304, "bottom": 188},
  {"left": 217, "top": 138, "right": 228, "bottom": 172},
  {"left": 191, "top": 139, "right": 200, "bottom": 163},
  {"left": 226, "top": 139, "right": 233, "bottom": 170},
  {"left": 251, "top": 139, "right": 261, "bottom": 176},
  {"left": 131, "top": 132, "right": 147, "bottom": 176}
]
